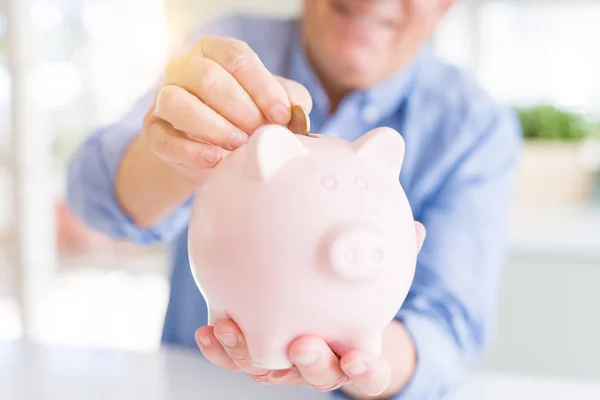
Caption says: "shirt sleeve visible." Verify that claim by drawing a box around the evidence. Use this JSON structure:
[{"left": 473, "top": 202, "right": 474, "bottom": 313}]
[
  {"left": 393, "top": 106, "right": 522, "bottom": 399},
  {"left": 66, "top": 15, "right": 241, "bottom": 247},
  {"left": 66, "top": 90, "right": 195, "bottom": 247},
  {"left": 333, "top": 105, "right": 522, "bottom": 400}
]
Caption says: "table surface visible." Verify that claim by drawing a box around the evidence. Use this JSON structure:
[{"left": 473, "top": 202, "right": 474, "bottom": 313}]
[{"left": 2, "top": 341, "right": 600, "bottom": 400}]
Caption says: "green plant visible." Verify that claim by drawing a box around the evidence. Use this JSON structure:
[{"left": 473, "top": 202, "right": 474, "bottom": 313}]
[{"left": 517, "top": 105, "right": 591, "bottom": 141}]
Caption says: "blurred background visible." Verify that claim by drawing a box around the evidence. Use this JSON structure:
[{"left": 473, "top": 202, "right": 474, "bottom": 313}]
[{"left": 1, "top": 0, "right": 599, "bottom": 386}]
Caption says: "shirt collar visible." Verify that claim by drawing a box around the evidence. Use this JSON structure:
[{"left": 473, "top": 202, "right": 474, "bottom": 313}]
[{"left": 286, "top": 18, "right": 431, "bottom": 120}]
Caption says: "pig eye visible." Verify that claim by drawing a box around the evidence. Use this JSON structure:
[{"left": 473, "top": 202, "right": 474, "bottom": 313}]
[
  {"left": 321, "top": 176, "right": 338, "bottom": 190},
  {"left": 354, "top": 177, "right": 369, "bottom": 190}
]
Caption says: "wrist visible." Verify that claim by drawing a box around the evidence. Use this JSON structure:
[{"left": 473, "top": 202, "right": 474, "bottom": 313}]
[
  {"left": 382, "top": 320, "right": 417, "bottom": 397},
  {"left": 116, "top": 134, "right": 200, "bottom": 228}
]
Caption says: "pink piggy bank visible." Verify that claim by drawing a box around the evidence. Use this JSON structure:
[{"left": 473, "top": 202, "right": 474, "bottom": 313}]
[{"left": 188, "top": 124, "right": 422, "bottom": 370}]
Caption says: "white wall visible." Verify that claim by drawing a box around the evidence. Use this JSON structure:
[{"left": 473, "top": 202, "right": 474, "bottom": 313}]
[{"left": 166, "top": 0, "right": 301, "bottom": 45}]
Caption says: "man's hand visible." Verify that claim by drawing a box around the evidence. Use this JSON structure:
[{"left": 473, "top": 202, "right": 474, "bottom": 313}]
[
  {"left": 195, "top": 222, "right": 426, "bottom": 398},
  {"left": 195, "top": 319, "right": 396, "bottom": 398},
  {"left": 116, "top": 36, "right": 312, "bottom": 228},
  {"left": 145, "top": 36, "right": 313, "bottom": 183}
]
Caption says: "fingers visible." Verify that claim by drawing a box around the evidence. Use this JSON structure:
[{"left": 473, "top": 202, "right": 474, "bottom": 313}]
[
  {"left": 262, "top": 368, "right": 305, "bottom": 387},
  {"left": 289, "top": 336, "right": 348, "bottom": 391},
  {"left": 199, "top": 37, "right": 292, "bottom": 125},
  {"left": 153, "top": 85, "right": 248, "bottom": 150},
  {"left": 152, "top": 77, "right": 313, "bottom": 152},
  {"left": 414, "top": 221, "right": 426, "bottom": 252},
  {"left": 145, "top": 118, "right": 228, "bottom": 169},
  {"left": 280, "top": 368, "right": 306, "bottom": 386},
  {"left": 195, "top": 326, "right": 240, "bottom": 372},
  {"left": 340, "top": 350, "right": 391, "bottom": 397},
  {"left": 197, "top": 321, "right": 301, "bottom": 387},
  {"left": 166, "top": 54, "right": 267, "bottom": 134},
  {"left": 155, "top": 35, "right": 314, "bottom": 168},
  {"left": 212, "top": 320, "right": 272, "bottom": 380},
  {"left": 198, "top": 320, "right": 391, "bottom": 397}
]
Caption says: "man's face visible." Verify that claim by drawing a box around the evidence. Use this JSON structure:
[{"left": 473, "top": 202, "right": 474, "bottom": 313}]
[{"left": 301, "top": 0, "right": 454, "bottom": 90}]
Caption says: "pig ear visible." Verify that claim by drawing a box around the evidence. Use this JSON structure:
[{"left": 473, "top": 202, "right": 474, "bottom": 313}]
[
  {"left": 246, "top": 124, "right": 309, "bottom": 181},
  {"left": 353, "top": 127, "right": 405, "bottom": 175}
]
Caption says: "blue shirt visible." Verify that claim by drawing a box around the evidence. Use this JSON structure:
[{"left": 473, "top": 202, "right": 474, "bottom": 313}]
[{"left": 66, "top": 13, "right": 522, "bottom": 400}]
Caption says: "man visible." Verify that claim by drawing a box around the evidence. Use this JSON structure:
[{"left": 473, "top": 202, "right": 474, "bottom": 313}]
[{"left": 66, "top": 0, "right": 522, "bottom": 398}]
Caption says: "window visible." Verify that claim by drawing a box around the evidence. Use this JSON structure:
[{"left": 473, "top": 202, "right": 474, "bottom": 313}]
[{"left": 435, "top": 0, "right": 600, "bottom": 117}]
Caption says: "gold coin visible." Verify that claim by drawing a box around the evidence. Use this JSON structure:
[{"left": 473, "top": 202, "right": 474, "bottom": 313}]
[{"left": 288, "top": 104, "right": 310, "bottom": 136}]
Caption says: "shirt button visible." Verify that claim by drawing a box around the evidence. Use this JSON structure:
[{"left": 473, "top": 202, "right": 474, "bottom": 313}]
[{"left": 362, "top": 105, "right": 380, "bottom": 123}]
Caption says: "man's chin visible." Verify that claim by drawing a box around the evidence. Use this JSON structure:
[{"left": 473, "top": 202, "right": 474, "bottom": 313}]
[{"left": 326, "top": 59, "right": 383, "bottom": 89}]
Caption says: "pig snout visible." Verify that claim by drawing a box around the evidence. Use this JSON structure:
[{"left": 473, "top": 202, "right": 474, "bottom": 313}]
[{"left": 327, "top": 228, "right": 384, "bottom": 281}]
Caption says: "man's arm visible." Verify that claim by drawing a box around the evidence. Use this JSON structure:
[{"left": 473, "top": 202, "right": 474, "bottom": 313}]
[
  {"left": 114, "top": 95, "right": 215, "bottom": 230},
  {"left": 66, "top": 88, "right": 198, "bottom": 245},
  {"left": 391, "top": 106, "right": 522, "bottom": 399},
  {"left": 66, "top": 16, "right": 239, "bottom": 245},
  {"left": 68, "top": 12, "right": 313, "bottom": 240},
  {"left": 335, "top": 104, "right": 522, "bottom": 399}
]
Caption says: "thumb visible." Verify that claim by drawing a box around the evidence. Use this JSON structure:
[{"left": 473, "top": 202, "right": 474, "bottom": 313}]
[
  {"left": 414, "top": 221, "right": 426, "bottom": 253},
  {"left": 275, "top": 75, "right": 313, "bottom": 115}
]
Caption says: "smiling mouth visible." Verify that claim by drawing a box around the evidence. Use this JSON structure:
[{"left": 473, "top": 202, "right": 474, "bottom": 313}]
[{"left": 331, "top": 0, "right": 398, "bottom": 28}]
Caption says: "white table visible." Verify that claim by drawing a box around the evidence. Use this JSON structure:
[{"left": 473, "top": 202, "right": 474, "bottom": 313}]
[
  {"left": 0, "top": 340, "right": 323, "bottom": 400},
  {"left": 2, "top": 340, "right": 600, "bottom": 400}
]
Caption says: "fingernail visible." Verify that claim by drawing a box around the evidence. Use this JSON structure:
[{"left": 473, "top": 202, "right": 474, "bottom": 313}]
[
  {"left": 201, "top": 148, "right": 219, "bottom": 165},
  {"left": 270, "top": 104, "right": 290, "bottom": 125},
  {"left": 344, "top": 359, "right": 366, "bottom": 376},
  {"left": 154, "top": 87, "right": 167, "bottom": 116},
  {"left": 197, "top": 335, "right": 211, "bottom": 347},
  {"left": 228, "top": 130, "right": 248, "bottom": 149},
  {"left": 268, "top": 370, "right": 289, "bottom": 381},
  {"left": 217, "top": 334, "right": 237, "bottom": 348}
]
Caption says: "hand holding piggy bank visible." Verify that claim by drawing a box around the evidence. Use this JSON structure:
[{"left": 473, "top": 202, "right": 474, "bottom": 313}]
[{"left": 188, "top": 124, "right": 424, "bottom": 373}]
